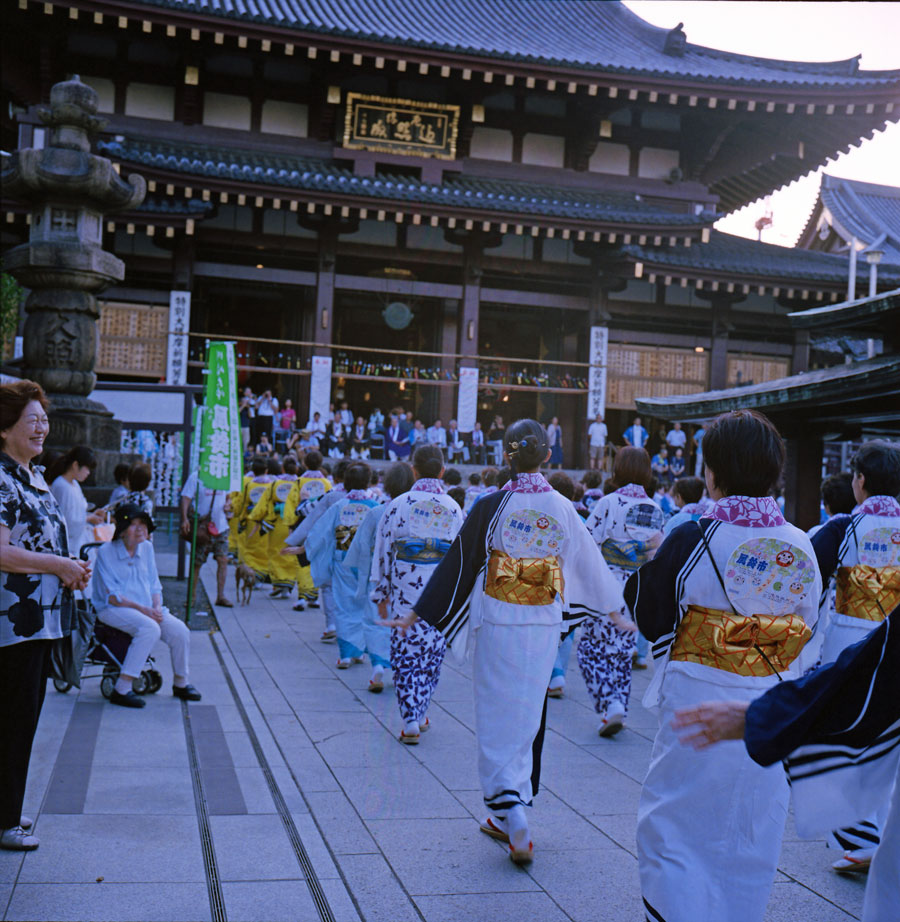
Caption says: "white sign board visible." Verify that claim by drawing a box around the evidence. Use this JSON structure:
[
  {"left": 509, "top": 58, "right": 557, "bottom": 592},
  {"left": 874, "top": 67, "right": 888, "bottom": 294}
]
[
  {"left": 309, "top": 355, "right": 333, "bottom": 425},
  {"left": 92, "top": 389, "right": 185, "bottom": 426},
  {"left": 587, "top": 326, "right": 609, "bottom": 419},
  {"left": 456, "top": 366, "right": 479, "bottom": 433},
  {"left": 166, "top": 290, "right": 191, "bottom": 386}
]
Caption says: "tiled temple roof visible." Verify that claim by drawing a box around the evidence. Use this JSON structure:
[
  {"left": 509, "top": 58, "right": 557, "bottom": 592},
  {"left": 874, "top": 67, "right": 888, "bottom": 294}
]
[
  {"left": 124, "top": 0, "right": 900, "bottom": 89},
  {"left": 788, "top": 287, "right": 900, "bottom": 331},
  {"left": 98, "top": 137, "right": 715, "bottom": 229},
  {"left": 800, "top": 175, "right": 900, "bottom": 262},
  {"left": 622, "top": 229, "right": 900, "bottom": 287}
]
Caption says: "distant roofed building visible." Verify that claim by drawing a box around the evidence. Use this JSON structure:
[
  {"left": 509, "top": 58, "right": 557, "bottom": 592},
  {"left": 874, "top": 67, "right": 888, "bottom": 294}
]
[{"left": 799, "top": 174, "right": 900, "bottom": 263}]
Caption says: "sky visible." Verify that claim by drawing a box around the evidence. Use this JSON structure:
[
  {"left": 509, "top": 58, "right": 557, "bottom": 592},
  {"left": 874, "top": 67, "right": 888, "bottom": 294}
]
[{"left": 622, "top": 1, "right": 900, "bottom": 247}]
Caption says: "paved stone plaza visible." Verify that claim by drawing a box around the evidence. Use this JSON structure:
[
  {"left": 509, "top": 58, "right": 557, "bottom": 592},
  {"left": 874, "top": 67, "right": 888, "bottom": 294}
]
[{"left": 0, "top": 553, "right": 868, "bottom": 922}]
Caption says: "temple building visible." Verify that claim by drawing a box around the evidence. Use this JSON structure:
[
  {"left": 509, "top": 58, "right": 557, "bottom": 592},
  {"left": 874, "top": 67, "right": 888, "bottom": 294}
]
[
  {"left": 637, "top": 287, "right": 900, "bottom": 527},
  {"left": 3, "top": 0, "right": 900, "bottom": 464}
]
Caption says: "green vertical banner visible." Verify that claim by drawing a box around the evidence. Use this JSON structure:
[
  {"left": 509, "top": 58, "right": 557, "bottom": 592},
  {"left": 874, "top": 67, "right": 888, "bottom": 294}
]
[{"left": 198, "top": 341, "right": 243, "bottom": 491}]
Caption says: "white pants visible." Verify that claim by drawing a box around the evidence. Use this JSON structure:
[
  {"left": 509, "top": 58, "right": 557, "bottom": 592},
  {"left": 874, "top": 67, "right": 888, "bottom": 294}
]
[
  {"left": 97, "top": 606, "right": 190, "bottom": 680},
  {"left": 638, "top": 668, "right": 788, "bottom": 922},
  {"left": 448, "top": 444, "right": 469, "bottom": 462},
  {"left": 473, "top": 620, "right": 558, "bottom": 817}
]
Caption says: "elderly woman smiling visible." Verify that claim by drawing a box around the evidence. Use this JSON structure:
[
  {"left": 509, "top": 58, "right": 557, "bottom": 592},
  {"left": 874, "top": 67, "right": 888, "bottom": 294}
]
[{"left": 0, "top": 379, "right": 90, "bottom": 851}]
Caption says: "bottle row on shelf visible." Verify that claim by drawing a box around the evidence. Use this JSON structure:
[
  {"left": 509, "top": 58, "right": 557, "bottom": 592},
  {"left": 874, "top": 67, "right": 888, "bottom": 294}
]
[{"left": 189, "top": 348, "right": 588, "bottom": 389}]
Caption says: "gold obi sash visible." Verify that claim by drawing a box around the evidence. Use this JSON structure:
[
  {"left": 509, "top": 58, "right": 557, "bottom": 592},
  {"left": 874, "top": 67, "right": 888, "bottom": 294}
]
[
  {"left": 484, "top": 550, "right": 564, "bottom": 606},
  {"left": 836, "top": 565, "right": 900, "bottom": 622},
  {"left": 671, "top": 605, "right": 811, "bottom": 677}
]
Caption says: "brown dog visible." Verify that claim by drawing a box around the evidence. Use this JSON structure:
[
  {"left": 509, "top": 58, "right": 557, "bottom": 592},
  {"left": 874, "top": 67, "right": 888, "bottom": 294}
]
[{"left": 235, "top": 562, "right": 257, "bottom": 605}]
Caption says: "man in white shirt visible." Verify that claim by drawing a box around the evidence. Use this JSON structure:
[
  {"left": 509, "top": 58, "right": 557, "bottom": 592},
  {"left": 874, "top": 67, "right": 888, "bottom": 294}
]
[
  {"left": 338, "top": 401, "right": 353, "bottom": 427},
  {"left": 665, "top": 421, "right": 687, "bottom": 453},
  {"left": 255, "top": 390, "right": 279, "bottom": 442},
  {"left": 446, "top": 419, "right": 469, "bottom": 462},
  {"left": 587, "top": 413, "right": 608, "bottom": 471},
  {"left": 180, "top": 471, "right": 232, "bottom": 611},
  {"left": 426, "top": 419, "right": 448, "bottom": 456},
  {"left": 305, "top": 411, "right": 326, "bottom": 447}
]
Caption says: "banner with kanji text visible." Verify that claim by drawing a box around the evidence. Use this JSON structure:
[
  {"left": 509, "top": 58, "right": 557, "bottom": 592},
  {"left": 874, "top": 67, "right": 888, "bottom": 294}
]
[{"left": 198, "top": 341, "right": 243, "bottom": 492}]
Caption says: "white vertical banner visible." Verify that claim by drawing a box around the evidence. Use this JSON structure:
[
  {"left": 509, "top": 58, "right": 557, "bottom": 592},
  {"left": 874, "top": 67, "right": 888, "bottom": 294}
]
[
  {"left": 166, "top": 290, "right": 191, "bottom": 386},
  {"left": 190, "top": 406, "right": 204, "bottom": 475},
  {"left": 587, "top": 326, "right": 608, "bottom": 419},
  {"left": 456, "top": 366, "right": 479, "bottom": 433},
  {"left": 309, "top": 355, "right": 333, "bottom": 424}
]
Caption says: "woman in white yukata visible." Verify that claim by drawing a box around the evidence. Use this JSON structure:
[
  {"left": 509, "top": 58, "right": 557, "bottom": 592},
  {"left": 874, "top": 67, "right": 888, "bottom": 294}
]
[
  {"left": 579, "top": 447, "right": 665, "bottom": 735},
  {"left": 47, "top": 447, "right": 105, "bottom": 558},
  {"left": 624, "top": 409, "right": 822, "bottom": 922},
  {"left": 371, "top": 445, "right": 464, "bottom": 744},
  {"left": 391, "top": 420, "right": 622, "bottom": 865},
  {"left": 306, "top": 463, "right": 378, "bottom": 670},
  {"left": 809, "top": 439, "right": 900, "bottom": 872},
  {"left": 344, "top": 462, "right": 415, "bottom": 693}
]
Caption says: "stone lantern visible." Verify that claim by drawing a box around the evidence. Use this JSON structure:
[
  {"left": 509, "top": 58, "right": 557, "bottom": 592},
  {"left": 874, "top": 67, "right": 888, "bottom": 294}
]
[{"left": 1, "top": 76, "right": 146, "bottom": 475}]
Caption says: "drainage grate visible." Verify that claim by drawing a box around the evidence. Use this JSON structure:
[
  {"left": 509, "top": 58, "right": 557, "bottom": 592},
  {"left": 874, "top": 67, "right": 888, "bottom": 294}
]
[
  {"left": 211, "top": 635, "right": 337, "bottom": 922},
  {"left": 182, "top": 701, "right": 228, "bottom": 922}
]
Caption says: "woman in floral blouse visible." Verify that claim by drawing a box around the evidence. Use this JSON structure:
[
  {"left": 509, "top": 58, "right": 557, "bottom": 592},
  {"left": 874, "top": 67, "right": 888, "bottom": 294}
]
[{"left": 0, "top": 380, "right": 90, "bottom": 851}]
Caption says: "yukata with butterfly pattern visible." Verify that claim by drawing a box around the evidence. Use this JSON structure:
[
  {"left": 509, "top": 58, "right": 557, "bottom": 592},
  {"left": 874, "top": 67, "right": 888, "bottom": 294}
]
[
  {"left": 370, "top": 472, "right": 464, "bottom": 741},
  {"left": 579, "top": 480, "right": 665, "bottom": 733}
]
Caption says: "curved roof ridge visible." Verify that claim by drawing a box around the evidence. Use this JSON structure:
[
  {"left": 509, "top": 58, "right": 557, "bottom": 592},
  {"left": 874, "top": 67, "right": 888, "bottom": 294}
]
[
  {"left": 822, "top": 173, "right": 900, "bottom": 200},
  {"left": 123, "top": 0, "right": 900, "bottom": 86},
  {"left": 820, "top": 174, "right": 900, "bottom": 258}
]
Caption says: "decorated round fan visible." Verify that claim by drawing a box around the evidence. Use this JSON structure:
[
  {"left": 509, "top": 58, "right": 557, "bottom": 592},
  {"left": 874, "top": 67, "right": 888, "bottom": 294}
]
[
  {"left": 409, "top": 499, "right": 457, "bottom": 540},
  {"left": 857, "top": 526, "right": 900, "bottom": 567},
  {"left": 723, "top": 537, "right": 816, "bottom": 616},
  {"left": 501, "top": 509, "right": 564, "bottom": 556}
]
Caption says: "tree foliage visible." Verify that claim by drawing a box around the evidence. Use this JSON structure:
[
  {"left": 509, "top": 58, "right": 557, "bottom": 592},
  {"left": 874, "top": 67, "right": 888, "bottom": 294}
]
[{"left": 1, "top": 270, "right": 24, "bottom": 356}]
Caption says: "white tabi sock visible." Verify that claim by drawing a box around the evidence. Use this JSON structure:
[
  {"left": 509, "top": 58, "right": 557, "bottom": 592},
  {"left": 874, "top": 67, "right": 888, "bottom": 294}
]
[
  {"left": 506, "top": 805, "right": 530, "bottom": 850},
  {"left": 114, "top": 677, "right": 132, "bottom": 695}
]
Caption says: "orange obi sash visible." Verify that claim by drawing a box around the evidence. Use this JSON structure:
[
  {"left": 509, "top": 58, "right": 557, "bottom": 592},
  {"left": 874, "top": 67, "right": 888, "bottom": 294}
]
[
  {"left": 485, "top": 550, "right": 564, "bottom": 606},
  {"left": 836, "top": 565, "right": 900, "bottom": 622},
  {"left": 671, "top": 605, "right": 811, "bottom": 677}
]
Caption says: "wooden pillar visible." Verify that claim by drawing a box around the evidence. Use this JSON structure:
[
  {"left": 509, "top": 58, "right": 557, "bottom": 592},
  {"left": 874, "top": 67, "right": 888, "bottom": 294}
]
[
  {"left": 783, "top": 429, "right": 823, "bottom": 530},
  {"left": 792, "top": 329, "right": 810, "bottom": 375},
  {"left": 459, "top": 244, "right": 482, "bottom": 364},
  {"left": 439, "top": 298, "right": 457, "bottom": 424},
  {"left": 314, "top": 229, "right": 336, "bottom": 351},
  {"left": 559, "top": 328, "right": 580, "bottom": 468},
  {"left": 172, "top": 236, "right": 195, "bottom": 291},
  {"left": 709, "top": 297, "right": 730, "bottom": 389}
]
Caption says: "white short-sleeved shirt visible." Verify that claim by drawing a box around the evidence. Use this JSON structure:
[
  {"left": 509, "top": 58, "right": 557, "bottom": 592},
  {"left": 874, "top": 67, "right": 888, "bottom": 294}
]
[
  {"left": 181, "top": 472, "right": 228, "bottom": 534},
  {"left": 666, "top": 429, "right": 687, "bottom": 449},
  {"left": 588, "top": 422, "right": 608, "bottom": 447}
]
